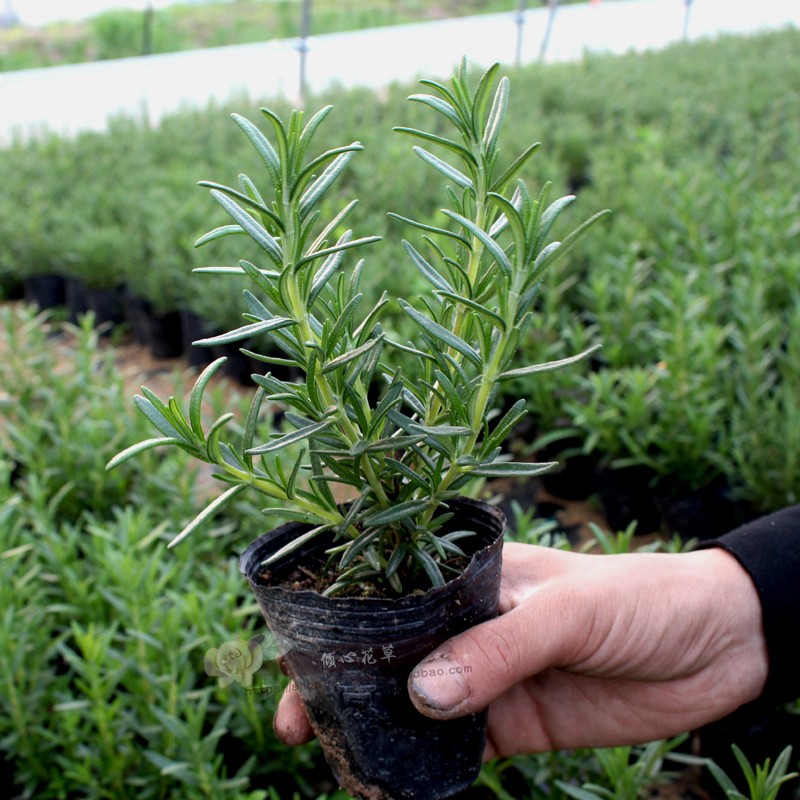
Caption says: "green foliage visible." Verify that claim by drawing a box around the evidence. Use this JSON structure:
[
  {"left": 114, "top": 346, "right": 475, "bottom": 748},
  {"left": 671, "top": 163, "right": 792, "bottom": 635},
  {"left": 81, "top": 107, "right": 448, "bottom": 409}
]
[
  {"left": 0, "top": 306, "right": 793, "bottom": 796},
  {"left": 111, "top": 61, "right": 604, "bottom": 594},
  {"left": 555, "top": 737, "right": 690, "bottom": 800},
  {"left": 705, "top": 745, "right": 798, "bottom": 800},
  {"left": 0, "top": 304, "right": 341, "bottom": 798}
]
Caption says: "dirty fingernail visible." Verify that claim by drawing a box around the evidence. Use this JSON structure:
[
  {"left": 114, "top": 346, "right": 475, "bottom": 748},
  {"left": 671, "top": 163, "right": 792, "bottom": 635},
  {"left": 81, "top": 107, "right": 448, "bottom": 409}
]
[{"left": 409, "top": 654, "right": 469, "bottom": 711}]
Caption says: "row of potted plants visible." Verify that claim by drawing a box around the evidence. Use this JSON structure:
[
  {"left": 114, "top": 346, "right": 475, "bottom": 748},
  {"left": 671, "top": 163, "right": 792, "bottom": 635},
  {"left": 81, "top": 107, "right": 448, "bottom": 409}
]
[{"left": 2, "top": 28, "right": 799, "bottom": 525}]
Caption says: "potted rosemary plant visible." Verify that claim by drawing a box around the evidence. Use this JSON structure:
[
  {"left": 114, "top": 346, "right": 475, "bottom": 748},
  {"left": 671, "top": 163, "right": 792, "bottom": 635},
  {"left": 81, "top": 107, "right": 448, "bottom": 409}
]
[{"left": 109, "top": 61, "right": 606, "bottom": 800}]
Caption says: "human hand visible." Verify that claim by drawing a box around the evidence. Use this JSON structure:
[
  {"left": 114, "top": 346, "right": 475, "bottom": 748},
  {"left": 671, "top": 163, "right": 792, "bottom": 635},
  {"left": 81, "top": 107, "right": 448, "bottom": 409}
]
[
  {"left": 407, "top": 543, "right": 768, "bottom": 759},
  {"left": 273, "top": 543, "right": 768, "bottom": 759}
]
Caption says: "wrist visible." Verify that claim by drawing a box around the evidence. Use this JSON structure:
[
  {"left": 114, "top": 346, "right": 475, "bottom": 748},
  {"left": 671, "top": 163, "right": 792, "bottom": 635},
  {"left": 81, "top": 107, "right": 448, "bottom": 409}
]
[{"left": 690, "top": 547, "right": 769, "bottom": 707}]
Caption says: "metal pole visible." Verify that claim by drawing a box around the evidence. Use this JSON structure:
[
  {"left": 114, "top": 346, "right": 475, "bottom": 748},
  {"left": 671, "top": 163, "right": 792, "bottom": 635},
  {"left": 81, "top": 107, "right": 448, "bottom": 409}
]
[
  {"left": 514, "top": 0, "right": 527, "bottom": 68},
  {"left": 142, "top": 2, "right": 154, "bottom": 56},
  {"left": 538, "top": 0, "right": 559, "bottom": 64},
  {"left": 298, "top": 0, "right": 312, "bottom": 104},
  {"left": 682, "top": 0, "right": 693, "bottom": 41}
]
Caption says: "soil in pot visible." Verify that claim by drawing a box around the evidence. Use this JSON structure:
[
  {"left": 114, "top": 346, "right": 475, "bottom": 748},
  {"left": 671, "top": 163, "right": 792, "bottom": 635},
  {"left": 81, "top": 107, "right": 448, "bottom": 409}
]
[{"left": 240, "top": 498, "right": 506, "bottom": 800}]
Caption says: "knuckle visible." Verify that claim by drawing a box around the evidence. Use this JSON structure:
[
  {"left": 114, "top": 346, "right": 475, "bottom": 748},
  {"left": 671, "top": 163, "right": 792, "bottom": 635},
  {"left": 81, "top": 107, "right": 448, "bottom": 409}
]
[{"left": 470, "top": 625, "right": 522, "bottom": 675}]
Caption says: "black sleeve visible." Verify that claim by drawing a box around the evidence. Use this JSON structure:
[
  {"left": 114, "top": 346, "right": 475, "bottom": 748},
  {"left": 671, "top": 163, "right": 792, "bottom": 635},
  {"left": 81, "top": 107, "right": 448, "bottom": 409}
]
[{"left": 698, "top": 504, "right": 800, "bottom": 704}]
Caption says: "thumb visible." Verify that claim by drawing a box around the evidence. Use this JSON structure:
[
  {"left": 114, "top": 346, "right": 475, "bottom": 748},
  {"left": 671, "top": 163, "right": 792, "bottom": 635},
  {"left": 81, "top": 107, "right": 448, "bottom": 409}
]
[{"left": 408, "top": 596, "right": 576, "bottom": 720}]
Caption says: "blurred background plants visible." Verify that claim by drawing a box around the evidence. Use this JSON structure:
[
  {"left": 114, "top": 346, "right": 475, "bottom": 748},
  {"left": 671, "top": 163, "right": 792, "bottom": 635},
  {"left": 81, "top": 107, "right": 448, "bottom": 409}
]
[{"left": 3, "top": 29, "right": 800, "bottom": 523}]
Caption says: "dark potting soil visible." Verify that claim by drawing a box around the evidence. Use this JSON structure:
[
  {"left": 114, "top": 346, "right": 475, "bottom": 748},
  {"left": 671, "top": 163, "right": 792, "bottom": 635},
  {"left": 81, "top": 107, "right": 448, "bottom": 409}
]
[{"left": 261, "top": 550, "right": 470, "bottom": 599}]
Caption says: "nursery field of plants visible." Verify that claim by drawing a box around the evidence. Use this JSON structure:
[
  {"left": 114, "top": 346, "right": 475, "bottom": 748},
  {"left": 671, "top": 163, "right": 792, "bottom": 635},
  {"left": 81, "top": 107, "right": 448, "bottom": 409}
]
[{"left": 2, "top": 25, "right": 800, "bottom": 799}]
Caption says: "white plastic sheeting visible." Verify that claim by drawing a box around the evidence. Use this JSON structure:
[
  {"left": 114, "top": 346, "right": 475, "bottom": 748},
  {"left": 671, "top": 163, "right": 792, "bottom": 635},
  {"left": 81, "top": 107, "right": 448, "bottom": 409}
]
[{"left": 1, "top": 0, "right": 798, "bottom": 144}]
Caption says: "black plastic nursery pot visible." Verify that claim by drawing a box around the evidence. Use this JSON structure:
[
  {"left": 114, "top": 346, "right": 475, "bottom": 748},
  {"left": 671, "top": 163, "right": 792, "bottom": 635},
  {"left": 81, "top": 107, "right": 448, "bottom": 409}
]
[
  {"left": 22, "top": 274, "right": 66, "bottom": 310},
  {"left": 240, "top": 498, "right": 506, "bottom": 800}
]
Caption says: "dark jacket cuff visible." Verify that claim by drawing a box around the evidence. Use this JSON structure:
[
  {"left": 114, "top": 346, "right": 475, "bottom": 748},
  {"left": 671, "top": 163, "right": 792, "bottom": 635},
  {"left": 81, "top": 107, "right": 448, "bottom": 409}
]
[{"left": 698, "top": 504, "right": 800, "bottom": 704}]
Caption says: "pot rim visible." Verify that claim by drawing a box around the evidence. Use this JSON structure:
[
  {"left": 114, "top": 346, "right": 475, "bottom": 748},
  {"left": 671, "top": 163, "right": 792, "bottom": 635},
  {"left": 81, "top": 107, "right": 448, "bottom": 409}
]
[{"left": 239, "top": 496, "right": 506, "bottom": 609}]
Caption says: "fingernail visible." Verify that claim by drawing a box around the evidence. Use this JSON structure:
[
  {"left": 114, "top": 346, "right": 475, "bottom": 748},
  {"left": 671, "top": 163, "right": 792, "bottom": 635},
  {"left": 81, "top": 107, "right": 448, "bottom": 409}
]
[{"left": 409, "top": 653, "right": 469, "bottom": 711}]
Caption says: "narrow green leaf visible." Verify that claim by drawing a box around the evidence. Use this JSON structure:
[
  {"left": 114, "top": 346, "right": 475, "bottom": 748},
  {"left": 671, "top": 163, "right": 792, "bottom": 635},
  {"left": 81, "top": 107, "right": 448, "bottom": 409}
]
[
  {"left": 322, "top": 333, "right": 384, "bottom": 375},
  {"left": 410, "top": 423, "right": 472, "bottom": 437},
  {"left": 298, "top": 104, "right": 333, "bottom": 152},
  {"left": 413, "top": 147, "right": 474, "bottom": 190},
  {"left": 260, "top": 523, "right": 333, "bottom": 567},
  {"left": 407, "top": 93, "right": 465, "bottom": 133},
  {"left": 260, "top": 106, "right": 290, "bottom": 172},
  {"left": 198, "top": 180, "right": 282, "bottom": 231},
  {"left": 464, "top": 461, "right": 557, "bottom": 478},
  {"left": 188, "top": 357, "right": 228, "bottom": 438},
  {"left": 383, "top": 458, "right": 429, "bottom": 490},
  {"left": 402, "top": 240, "right": 454, "bottom": 294},
  {"left": 399, "top": 300, "right": 482, "bottom": 368},
  {"left": 204, "top": 412, "right": 235, "bottom": 462},
  {"left": 309, "top": 235, "right": 350, "bottom": 304},
  {"left": 393, "top": 126, "right": 475, "bottom": 163},
  {"left": 339, "top": 526, "right": 383, "bottom": 569},
  {"left": 385, "top": 542, "right": 408, "bottom": 579},
  {"left": 411, "top": 547, "right": 445, "bottom": 588},
  {"left": 193, "top": 317, "right": 295, "bottom": 347},
  {"left": 488, "top": 192, "right": 526, "bottom": 266},
  {"left": 327, "top": 291, "right": 363, "bottom": 352},
  {"left": 387, "top": 212, "right": 470, "bottom": 247},
  {"left": 134, "top": 394, "right": 183, "bottom": 439},
  {"left": 210, "top": 189, "right": 283, "bottom": 267},
  {"left": 239, "top": 261, "right": 281, "bottom": 304},
  {"left": 441, "top": 209, "right": 512, "bottom": 277},
  {"left": 431, "top": 369, "right": 466, "bottom": 416},
  {"left": 106, "top": 437, "right": 184, "bottom": 470},
  {"left": 554, "top": 781, "right": 606, "bottom": 800},
  {"left": 241, "top": 386, "right": 267, "bottom": 469},
  {"left": 529, "top": 209, "right": 612, "bottom": 284},
  {"left": 435, "top": 289, "right": 507, "bottom": 331},
  {"left": 364, "top": 499, "right": 430, "bottom": 528},
  {"left": 364, "top": 434, "right": 427, "bottom": 454},
  {"left": 306, "top": 199, "right": 359, "bottom": 260},
  {"left": 247, "top": 419, "right": 335, "bottom": 455},
  {"left": 538, "top": 194, "right": 576, "bottom": 245},
  {"left": 167, "top": 397, "right": 196, "bottom": 441},
  {"left": 481, "top": 75, "right": 508, "bottom": 155},
  {"left": 168, "top": 484, "right": 248, "bottom": 548},
  {"left": 480, "top": 398, "right": 527, "bottom": 457},
  {"left": 489, "top": 141, "right": 541, "bottom": 194},
  {"left": 260, "top": 507, "right": 318, "bottom": 523},
  {"left": 297, "top": 235, "right": 381, "bottom": 269},
  {"left": 231, "top": 112, "right": 281, "bottom": 186},
  {"left": 499, "top": 344, "right": 602, "bottom": 380},
  {"left": 194, "top": 224, "right": 246, "bottom": 248},
  {"left": 385, "top": 337, "right": 437, "bottom": 363},
  {"left": 298, "top": 148, "right": 359, "bottom": 219}
]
